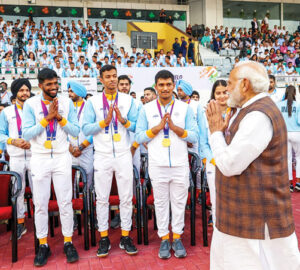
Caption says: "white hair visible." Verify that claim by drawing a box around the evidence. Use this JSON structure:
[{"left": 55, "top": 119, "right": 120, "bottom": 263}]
[{"left": 234, "top": 61, "right": 270, "bottom": 93}]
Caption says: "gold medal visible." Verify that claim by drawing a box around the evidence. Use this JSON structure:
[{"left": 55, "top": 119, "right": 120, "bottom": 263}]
[
  {"left": 113, "top": 133, "right": 121, "bottom": 142},
  {"left": 44, "top": 140, "right": 52, "bottom": 149},
  {"left": 162, "top": 138, "right": 171, "bottom": 147}
]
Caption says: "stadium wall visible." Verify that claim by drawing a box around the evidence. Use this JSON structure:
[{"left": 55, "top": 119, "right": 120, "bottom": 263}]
[{"left": 127, "top": 22, "right": 200, "bottom": 64}]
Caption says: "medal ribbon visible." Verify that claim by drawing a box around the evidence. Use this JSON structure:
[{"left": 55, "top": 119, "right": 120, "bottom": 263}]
[
  {"left": 77, "top": 101, "right": 85, "bottom": 120},
  {"left": 14, "top": 104, "right": 22, "bottom": 138},
  {"left": 156, "top": 99, "right": 175, "bottom": 139},
  {"left": 102, "top": 92, "right": 118, "bottom": 134},
  {"left": 41, "top": 100, "right": 58, "bottom": 141}
]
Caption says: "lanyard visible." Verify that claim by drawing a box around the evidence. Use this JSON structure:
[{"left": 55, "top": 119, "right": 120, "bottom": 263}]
[
  {"left": 77, "top": 101, "right": 85, "bottom": 120},
  {"left": 102, "top": 92, "right": 118, "bottom": 134},
  {"left": 41, "top": 100, "right": 57, "bottom": 141},
  {"left": 156, "top": 99, "right": 175, "bottom": 138},
  {"left": 14, "top": 104, "right": 22, "bottom": 138}
]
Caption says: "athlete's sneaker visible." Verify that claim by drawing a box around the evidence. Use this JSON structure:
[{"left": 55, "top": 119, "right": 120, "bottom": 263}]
[
  {"left": 172, "top": 239, "right": 187, "bottom": 258},
  {"left": 110, "top": 213, "right": 121, "bottom": 229},
  {"left": 290, "top": 184, "right": 294, "bottom": 193},
  {"left": 34, "top": 244, "right": 51, "bottom": 267},
  {"left": 158, "top": 239, "right": 171, "bottom": 259},
  {"left": 64, "top": 242, "right": 79, "bottom": 263},
  {"left": 119, "top": 236, "right": 138, "bottom": 255},
  {"left": 14, "top": 223, "right": 27, "bottom": 240},
  {"left": 295, "top": 183, "right": 300, "bottom": 191},
  {"left": 97, "top": 237, "right": 111, "bottom": 257}
]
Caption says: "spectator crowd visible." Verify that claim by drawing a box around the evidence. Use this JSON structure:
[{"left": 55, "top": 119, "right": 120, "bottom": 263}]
[{"left": 200, "top": 18, "right": 300, "bottom": 76}]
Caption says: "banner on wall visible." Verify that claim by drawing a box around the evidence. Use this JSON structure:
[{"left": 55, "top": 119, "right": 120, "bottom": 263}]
[
  {"left": 117, "top": 66, "right": 218, "bottom": 104},
  {"left": 61, "top": 78, "right": 97, "bottom": 94},
  {"left": 117, "top": 66, "right": 218, "bottom": 93}
]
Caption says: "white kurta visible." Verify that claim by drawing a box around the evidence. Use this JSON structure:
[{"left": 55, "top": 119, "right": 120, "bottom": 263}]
[{"left": 209, "top": 93, "right": 300, "bottom": 270}]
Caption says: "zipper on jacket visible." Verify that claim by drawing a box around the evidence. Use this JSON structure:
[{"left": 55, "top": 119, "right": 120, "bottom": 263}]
[{"left": 110, "top": 124, "right": 115, "bottom": 158}]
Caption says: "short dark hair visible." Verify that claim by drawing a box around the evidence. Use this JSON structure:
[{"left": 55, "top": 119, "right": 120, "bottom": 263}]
[
  {"left": 191, "top": 90, "right": 199, "bottom": 98},
  {"left": 100, "top": 65, "right": 117, "bottom": 78},
  {"left": 144, "top": 87, "right": 156, "bottom": 95},
  {"left": 38, "top": 68, "right": 58, "bottom": 84},
  {"left": 118, "top": 75, "right": 132, "bottom": 84},
  {"left": 155, "top": 70, "right": 174, "bottom": 84},
  {"left": 269, "top": 75, "right": 275, "bottom": 81}
]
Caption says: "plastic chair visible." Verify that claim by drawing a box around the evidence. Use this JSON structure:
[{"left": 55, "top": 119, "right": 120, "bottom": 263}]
[{"left": 0, "top": 171, "right": 22, "bottom": 262}]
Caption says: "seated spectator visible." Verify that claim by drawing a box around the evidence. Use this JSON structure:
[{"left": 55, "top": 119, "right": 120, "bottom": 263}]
[
  {"left": 286, "top": 61, "right": 297, "bottom": 75},
  {"left": 213, "top": 37, "right": 222, "bottom": 54}
]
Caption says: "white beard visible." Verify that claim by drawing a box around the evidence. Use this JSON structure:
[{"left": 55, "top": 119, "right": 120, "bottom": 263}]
[{"left": 227, "top": 81, "right": 243, "bottom": 108}]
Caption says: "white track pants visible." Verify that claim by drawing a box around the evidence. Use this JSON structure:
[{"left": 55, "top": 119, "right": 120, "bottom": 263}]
[
  {"left": 10, "top": 157, "right": 32, "bottom": 219},
  {"left": 206, "top": 162, "right": 216, "bottom": 224},
  {"left": 211, "top": 225, "right": 300, "bottom": 270},
  {"left": 31, "top": 153, "right": 73, "bottom": 239},
  {"left": 149, "top": 166, "right": 189, "bottom": 238},
  {"left": 94, "top": 152, "right": 133, "bottom": 232},
  {"left": 288, "top": 132, "right": 300, "bottom": 180}
]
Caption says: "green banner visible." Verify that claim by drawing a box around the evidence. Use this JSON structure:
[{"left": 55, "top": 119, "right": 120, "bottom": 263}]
[
  {"left": 88, "top": 8, "right": 186, "bottom": 22},
  {"left": 0, "top": 5, "right": 83, "bottom": 17}
]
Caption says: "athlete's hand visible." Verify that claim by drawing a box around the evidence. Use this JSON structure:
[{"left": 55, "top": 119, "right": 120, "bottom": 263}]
[
  {"left": 104, "top": 105, "right": 113, "bottom": 126},
  {"left": 151, "top": 114, "right": 168, "bottom": 135},
  {"left": 12, "top": 139, "right": 29, "bottom": 149},
  {"left": 114, "top": 105, "right": 126, "bottom": 124},
  {"left": 45, "top": 98, "right": 58, "bottom": 122}
]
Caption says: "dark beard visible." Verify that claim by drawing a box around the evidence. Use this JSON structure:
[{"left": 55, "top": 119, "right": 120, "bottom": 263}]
[{"left": 44, "top": 89, "right": 58, "bottom": 98}]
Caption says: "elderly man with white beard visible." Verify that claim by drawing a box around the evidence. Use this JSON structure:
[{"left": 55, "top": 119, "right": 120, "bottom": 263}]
[{"left": 206, "top": 61, "right": 300, "bottom": 270}]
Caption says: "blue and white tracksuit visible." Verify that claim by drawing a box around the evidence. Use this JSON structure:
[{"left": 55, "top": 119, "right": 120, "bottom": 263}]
[
  {"left": 135, "top": 98, "right": 198, "bottom": 237},
  {"left": 22, "top": 94, "right": 80, "bottom": 239},
  {"left": 0, "top": 103, "right": 32, "bottom": 220},
  {"left": 277, "top": 100, "right": 300, "bottom": 180},
  {"left": 82, "top": 92, "right": 138, "bottom": 232}
]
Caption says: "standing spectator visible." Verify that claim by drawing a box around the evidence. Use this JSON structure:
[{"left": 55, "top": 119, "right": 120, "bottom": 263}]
[
  {"left": 172, "top": 38, "right": 180, "bottom": 57},
  {"left": 187, "top": 38, "right": 195, "bottom": 63},
  {"left": 166, "top": 16, "right": 173, "bottom": 25},
  {"left": 186, "top": 24, "right": 192, "bottom": 36},
  {"left": 251, "top": 18, "right": 258, "bottom": 33},
  {"left": 159, "top": 9, "right": 167, "bottom": 23},
  {"left": 180, "top": 36, "right": 187, "bottom": 59}
]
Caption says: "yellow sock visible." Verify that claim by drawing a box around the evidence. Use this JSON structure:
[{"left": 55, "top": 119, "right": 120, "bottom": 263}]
[
  {"left": 173, "top": 233, "right": 181, "bottom": 240},
  {"left": 162, "top": 234, "right": 169, "bottom": 240},
  {"left": 17, "top": 218, "right": 25, "bottom": 224},
  {"left": 39, "top": 237, "right": 47, "bottom": 245},
  {"left": 64, "top": 236, "right": 72, "bottom": 243},
  {"left": 121, "top": 230, "right": 129, "bottom": 237},
  {"left": 100, "top": 230, "right": 108, "bottom": 238}
]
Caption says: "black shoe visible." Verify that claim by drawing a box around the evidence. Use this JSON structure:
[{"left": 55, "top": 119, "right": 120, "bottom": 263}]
[
  {"left": 119, "top": 236, "right": 138, "bottom": 255},
  {"left": 34, "top": 244, "right": 51, "bottom": 267},
  {"left": 97, "top": 237, "right": 111, "bottom": 257},
  {"left": 17, "top": 223, "right": 27, "bottom": 240},
  {"left": 295, "top": 183, "right": 300, "bottom": 191},
  {"left": 110, "top": 213, "right": 120, "bottom": 229},
  {"left": 290, "top": 184, "right": 294, "bottom": 193},
  {"left": 64, "top": 242, "right": 79, "bottom": 263}
]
